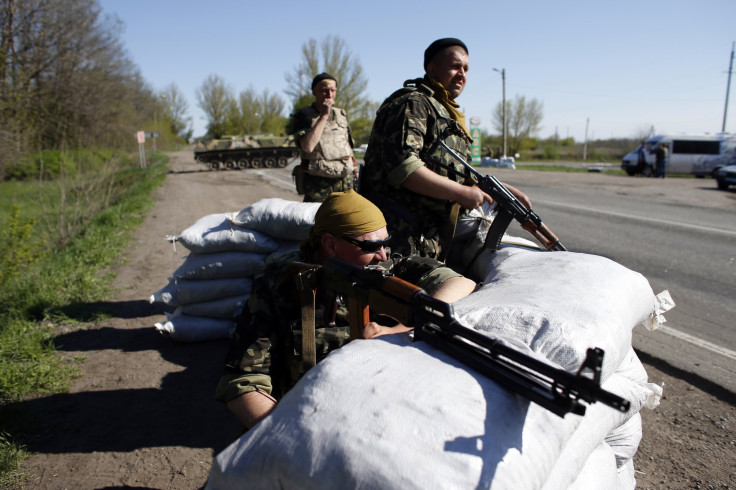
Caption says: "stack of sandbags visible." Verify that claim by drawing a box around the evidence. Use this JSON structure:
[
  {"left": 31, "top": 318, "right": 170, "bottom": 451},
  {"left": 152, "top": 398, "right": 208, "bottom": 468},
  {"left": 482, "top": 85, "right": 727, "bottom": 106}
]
[
  {"left": 152, "top": 199, "right": 321, "bottom": 342},
  {"left": 206, "top": 247, "right": 673, "bottom": 489}
]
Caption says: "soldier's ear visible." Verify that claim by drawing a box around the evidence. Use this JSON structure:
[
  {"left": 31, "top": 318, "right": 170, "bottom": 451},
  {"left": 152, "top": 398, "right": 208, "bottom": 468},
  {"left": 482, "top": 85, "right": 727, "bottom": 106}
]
[{"left": 321, "top": 234, "right": 338, "bottom": 258}]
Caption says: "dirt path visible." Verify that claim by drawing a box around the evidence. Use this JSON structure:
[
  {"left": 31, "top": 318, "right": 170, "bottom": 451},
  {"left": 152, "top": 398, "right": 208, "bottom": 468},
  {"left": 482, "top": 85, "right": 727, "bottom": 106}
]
[{"left": 15, "top": 149, "right": 735, "bottom": 489}]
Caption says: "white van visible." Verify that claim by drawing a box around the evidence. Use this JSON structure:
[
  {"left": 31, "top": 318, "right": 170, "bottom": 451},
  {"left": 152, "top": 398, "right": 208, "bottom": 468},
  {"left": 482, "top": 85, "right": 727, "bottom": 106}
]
[{"left": 621, "top": 133, "right": 736, "bottom": 177}]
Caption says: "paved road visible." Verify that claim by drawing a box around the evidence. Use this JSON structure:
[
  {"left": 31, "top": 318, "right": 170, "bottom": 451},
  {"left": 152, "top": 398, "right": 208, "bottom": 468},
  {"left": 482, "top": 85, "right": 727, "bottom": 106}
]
[{"left": 251, "top": 162, "right": 736, "bottom": 393}]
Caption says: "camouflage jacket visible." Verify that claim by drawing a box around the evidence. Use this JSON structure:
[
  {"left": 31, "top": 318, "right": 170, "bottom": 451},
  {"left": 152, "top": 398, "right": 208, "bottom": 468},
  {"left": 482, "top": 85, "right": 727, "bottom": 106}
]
[
  {"left": 216, "top": 250, "right": 350, "bottom": 403},
  {"left": 361, "top": 78, "right": 475, "bottom": 258},
  {"left": 215, "top": 251, "right": 461, "bottom": 404}
]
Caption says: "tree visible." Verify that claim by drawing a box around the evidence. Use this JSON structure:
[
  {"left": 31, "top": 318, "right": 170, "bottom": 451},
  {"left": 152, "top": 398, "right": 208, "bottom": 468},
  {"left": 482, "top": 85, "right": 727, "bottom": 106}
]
[
  {"left": 196, "top": 74, "right": 235, "bottom": 138},
  {"left": 492, "top": 95, "right": 544, "bottom": 155},
  {"left": 158, "top": 83, "right": 190, "bottom": 140},
  {"left": 257, "top": 90, "right": 287, "bottom": 135},
  {"left": 284, "top": 35, "right": 370, "bottom": 118},
  {"left": 0, "top": 0, "right": 157, "bottom": 172}
]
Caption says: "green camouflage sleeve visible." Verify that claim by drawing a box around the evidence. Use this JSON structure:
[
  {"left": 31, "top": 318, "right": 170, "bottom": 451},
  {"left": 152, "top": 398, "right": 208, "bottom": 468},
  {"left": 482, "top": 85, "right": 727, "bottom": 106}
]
[
  {"left": 215, "top": 371, "right": 273, "bottom": 403},
  {"left": 381, "top": 95, "right": 434, "bottom": 188}
]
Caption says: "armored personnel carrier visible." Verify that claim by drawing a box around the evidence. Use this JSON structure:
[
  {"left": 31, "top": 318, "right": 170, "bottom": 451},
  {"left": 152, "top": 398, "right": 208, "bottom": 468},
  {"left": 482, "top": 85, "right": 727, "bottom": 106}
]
[{"left": 194, "top": 134, "right": 299, "bottom": 170}]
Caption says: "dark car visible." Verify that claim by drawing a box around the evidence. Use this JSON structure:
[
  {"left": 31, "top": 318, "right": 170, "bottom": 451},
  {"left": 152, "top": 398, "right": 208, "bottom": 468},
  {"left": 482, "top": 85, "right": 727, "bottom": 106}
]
[{"left": 715, "top": 165, "right": 736, "bottom": 190}]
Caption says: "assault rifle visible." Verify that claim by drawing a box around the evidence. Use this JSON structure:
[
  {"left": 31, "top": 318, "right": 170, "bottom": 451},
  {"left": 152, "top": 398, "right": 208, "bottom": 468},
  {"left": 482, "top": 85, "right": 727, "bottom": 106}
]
[
  {"left": 437, "top": 140, "right": 567, "bottom": 252},
  {"left": 293, "top": 257, "right": 630, "bottom": 418}
]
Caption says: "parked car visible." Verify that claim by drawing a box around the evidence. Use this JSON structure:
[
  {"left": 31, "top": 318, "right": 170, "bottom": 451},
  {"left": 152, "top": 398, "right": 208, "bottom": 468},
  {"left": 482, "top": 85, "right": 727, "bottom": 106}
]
[
  {"left": 715, "top": 164, "right": 736, "bottom": 190},
  {"left": 355, "top": 144, "right": 368, "bottom": 153},
  {"left": 480, "top": 156, "right": 516, "bottom": 169}
]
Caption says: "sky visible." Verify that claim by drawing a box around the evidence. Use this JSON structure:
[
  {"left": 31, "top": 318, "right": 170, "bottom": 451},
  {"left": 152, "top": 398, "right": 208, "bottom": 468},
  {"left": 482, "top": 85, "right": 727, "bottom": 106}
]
[{"left": 99, "top": 0, "right": 736, "bottom": 142}]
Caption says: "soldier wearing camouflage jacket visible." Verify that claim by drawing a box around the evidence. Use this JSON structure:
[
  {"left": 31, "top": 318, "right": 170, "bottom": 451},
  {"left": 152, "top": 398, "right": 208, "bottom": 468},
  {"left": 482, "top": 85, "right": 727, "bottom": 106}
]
[
  {"left": 361, "top": 38, "right": 531, "bottom": 262},
  {"left": 215, "top": 190, "right": 476, "bottom": 430}
]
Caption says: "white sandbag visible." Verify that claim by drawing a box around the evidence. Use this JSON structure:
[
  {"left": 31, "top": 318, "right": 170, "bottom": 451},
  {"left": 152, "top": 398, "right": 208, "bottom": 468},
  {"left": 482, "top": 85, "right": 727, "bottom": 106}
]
[
  {"left": 155, "top": 312, "right": 236, "bottom": 343},
  {"left": 167, "top": 213, "right": 279, "bottom": 254},
  {"left": 566, "top": 442, "right": 620, "bottom": 490},
  {"left": 174, "top": 294, "right": 249, "bottom": 319},
  {"left": 173, "top": 251, "right": 267, "bottom": 280},
  {"left": 150, "top": 277, "right": 252, "bottom": 307},
  {"left": 543, "top": 370, "right": 658, "bottom": 488},
  {"left": 208, "top": 334, "right": 592, "bottom": 490},
  {"left": 615, "top": 459, "right": 637, "bottom": 490},
  {"left": 270, "top": 240, "right": 302, "bottom": 258},
  {"left": 230, "top": 198, "right": 321, "bottom": 240},
  {"left": 453, "top": 247, "right": 670, "bottom": 375},
  {"left": 606, "top": 412, "right": 643, "bottom": 469}
]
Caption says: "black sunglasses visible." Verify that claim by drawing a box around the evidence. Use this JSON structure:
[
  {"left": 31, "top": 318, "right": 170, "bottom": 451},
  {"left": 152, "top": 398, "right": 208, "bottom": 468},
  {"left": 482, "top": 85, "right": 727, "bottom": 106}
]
[{"left": 341, "top": 235, "right": 391, "bottom": 253}]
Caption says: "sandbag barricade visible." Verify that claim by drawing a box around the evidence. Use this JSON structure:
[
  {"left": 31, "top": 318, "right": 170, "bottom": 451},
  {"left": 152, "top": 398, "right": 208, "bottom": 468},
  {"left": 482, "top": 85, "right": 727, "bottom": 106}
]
[
  {"left": 206, "top": 247, "right": 673, "bottom": 489},
  {"left": 152, "top": 199, "right": 320, "bottom": 343}
]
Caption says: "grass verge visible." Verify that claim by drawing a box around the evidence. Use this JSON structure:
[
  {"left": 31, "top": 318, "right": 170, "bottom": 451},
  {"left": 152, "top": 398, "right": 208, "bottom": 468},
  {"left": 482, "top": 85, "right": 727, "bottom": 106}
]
[{"left": 0, "top": 154, "right": 168, "bottom": 481}]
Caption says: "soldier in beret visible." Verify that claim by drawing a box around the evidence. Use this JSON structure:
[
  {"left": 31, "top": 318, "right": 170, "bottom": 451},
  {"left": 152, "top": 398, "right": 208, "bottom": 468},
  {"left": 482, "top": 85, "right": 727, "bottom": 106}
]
[
  {"left": 291, "top": 73, "right": 359, "bottom": 202},
  {"left": 361, "top": 38, "right": 532, "bottom": 263},
  {"left": 216, "top": 190, "right": 476, "bottom": 429}
]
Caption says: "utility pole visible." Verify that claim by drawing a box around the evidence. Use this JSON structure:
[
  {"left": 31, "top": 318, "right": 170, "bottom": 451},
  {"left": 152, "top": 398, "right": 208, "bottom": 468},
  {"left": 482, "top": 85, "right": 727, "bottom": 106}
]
[
  {"left": 583, "top": 118, "right": 590, "bottom": 161},
  {"left": 722, "top": 41, "right": 734, "bottom": 133},
  {"left": 493, "top": 67, "right": 507, "bottom": 157}
]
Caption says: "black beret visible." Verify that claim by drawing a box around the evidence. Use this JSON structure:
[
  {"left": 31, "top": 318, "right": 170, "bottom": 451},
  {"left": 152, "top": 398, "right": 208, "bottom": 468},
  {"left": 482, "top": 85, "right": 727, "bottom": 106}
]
[
  {"left": 423, "top": 38, "right": 468, "bottom": 70},
  {"left": 311, "top": 72, "right": 336, "bottom": 90}
]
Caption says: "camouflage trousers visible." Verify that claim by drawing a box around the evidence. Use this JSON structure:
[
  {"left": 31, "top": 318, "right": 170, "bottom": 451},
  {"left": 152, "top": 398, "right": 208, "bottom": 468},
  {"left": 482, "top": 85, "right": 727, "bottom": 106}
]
[
  {"left": 301, "top": 173, "right": 354, "bottom": 203},
  {"left": 383, "top": 212, "right": 445, "bottom": 262}
]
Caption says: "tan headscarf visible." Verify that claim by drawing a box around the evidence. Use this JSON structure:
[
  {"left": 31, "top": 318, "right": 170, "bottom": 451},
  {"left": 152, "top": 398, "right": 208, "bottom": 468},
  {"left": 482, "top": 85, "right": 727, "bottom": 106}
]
[{"left": 300, "top": 190, "right": 386, "bottom": 260}]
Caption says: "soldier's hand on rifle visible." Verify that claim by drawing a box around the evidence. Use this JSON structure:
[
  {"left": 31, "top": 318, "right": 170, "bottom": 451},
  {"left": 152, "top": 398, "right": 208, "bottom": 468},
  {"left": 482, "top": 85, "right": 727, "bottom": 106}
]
[
  {"left": 455, "top": 184, "right": 494, "bottom": 210},
  {"left": 362, "top": 321, "right": 413, "bottom": 339},
  {"left": 502, "top": 182, "right": 533, "bottom": 209}
]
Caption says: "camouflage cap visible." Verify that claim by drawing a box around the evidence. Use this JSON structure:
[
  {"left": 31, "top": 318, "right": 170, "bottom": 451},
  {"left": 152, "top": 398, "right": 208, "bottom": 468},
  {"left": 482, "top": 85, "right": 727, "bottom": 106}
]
[{"left": 424, "top": 38, "right": 469, "bottom": 70}]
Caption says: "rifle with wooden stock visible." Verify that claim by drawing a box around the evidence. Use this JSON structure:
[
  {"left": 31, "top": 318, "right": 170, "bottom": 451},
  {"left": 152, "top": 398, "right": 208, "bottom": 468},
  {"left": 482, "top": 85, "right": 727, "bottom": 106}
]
[
  {"left": 435, "top": 140, "right": 567, "bottom": 252},
  {"left": 292, "top": 257, "right": 630, "bottom": 418}
]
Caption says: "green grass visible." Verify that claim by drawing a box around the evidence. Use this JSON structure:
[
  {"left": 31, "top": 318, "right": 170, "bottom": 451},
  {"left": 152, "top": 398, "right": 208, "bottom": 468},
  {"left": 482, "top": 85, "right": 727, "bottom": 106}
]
[{"left": 0, "top": 152, "right": 168, "bottom": 481}]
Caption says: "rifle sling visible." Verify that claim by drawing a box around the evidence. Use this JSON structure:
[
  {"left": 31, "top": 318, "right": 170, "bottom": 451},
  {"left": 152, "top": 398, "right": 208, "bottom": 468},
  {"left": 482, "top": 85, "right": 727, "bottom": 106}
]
[
  {"left": 463, "top": 209, "right": 514, "bottom": 276},
  {"left": 299, "top": 288, "right": 317, "bottom": 369}
]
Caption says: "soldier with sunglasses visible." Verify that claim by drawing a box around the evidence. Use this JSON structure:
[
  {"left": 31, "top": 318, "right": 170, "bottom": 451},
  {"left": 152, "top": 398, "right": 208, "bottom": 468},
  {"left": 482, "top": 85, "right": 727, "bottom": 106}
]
[{"left": 216, "top": 190, "right": 476, "bottom": 430}]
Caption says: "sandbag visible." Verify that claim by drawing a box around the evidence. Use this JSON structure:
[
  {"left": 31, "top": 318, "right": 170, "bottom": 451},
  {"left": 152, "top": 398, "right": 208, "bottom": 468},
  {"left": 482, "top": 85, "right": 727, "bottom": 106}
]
[
  {"left": 207, "top": 333, "right": 661, "bottom": 489},
  {"left": 174, "top": 294, "right": 249, "bottom": 319},
  {"left": 173, "top": 251, "right": 267, "bottom": 280},
  {"left": 207, "top": 335, "right": 582, "bottom": 490},
  {"left": 150, "top": 277, "right": 252, "bottom": 307},
  {"left": 229, "top": 199, "right": 321, "bottom": 240},
  {"left": 155, "top": 312, "right": 236, "bottom": 343},
  {"left": 453, "top": 247, "right": 670, "bottom": 375},
  {"left": 167, "top": 213, "right": 278, "bottom": 254}
]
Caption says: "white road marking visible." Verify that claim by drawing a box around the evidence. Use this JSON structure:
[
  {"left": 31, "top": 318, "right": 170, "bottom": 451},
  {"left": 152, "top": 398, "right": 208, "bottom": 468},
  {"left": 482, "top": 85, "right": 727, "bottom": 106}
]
[
  {"left": 657, "top": 325, "right": 736, "bottom": 362},
  {"left": 542, "top": 200, "right": 736, "bottom": 237}
]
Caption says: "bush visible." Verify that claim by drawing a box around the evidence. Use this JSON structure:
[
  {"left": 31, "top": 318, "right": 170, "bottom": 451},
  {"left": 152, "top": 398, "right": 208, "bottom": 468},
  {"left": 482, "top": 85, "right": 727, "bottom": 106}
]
[{"left": 3, "top": 149, "right": 131, "bottom": 182}]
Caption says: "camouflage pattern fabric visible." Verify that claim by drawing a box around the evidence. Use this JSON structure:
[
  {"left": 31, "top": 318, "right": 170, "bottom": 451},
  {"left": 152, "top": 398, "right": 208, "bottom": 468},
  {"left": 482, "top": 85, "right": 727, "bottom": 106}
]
[
  {"left": 215, "top": 251, "right": 461, "bottom": 404},
  {"left": 361, "top": 77, "right": 475, "bottom": 259},
  {"left": 293, "top": 104, "right": 355, "bottom": 202},
  {"left": 301, "top": 172, "right": 354, "bottom": 203}
]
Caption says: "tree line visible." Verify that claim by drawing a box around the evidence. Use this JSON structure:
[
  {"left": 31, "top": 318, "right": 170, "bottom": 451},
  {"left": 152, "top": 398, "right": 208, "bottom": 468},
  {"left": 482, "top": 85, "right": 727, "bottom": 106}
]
[
  {"left": 0, "top": 0, "right": 191, "bottom": 180},
  {"left": 1, "top": 0, "right": 555, "bottom": 181}
]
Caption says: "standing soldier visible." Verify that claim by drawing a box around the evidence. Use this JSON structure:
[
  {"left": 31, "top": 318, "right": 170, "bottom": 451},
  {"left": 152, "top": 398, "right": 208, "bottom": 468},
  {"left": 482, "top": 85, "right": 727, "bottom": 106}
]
[
  {"left": 361, "top": 38, "right": 531, "bottom": 261},
  {"left": 291, "top": 73, "right": 358, "bottom": 202}
]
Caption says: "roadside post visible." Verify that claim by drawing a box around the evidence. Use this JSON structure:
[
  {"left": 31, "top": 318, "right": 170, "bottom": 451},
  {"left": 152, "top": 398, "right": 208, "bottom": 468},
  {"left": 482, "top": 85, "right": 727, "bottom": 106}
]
[{"left": 136, "top": 131, "right": 147, "bottom": 168}]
